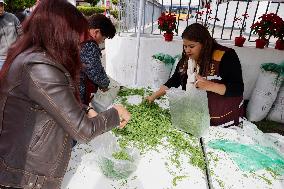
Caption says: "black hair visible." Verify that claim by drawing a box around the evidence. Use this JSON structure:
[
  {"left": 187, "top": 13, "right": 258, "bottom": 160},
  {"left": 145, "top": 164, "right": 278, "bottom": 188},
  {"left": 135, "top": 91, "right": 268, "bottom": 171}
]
[
  {"left": 88, "top": 14, "right": 116, "bottom": 39},
  {"left": 182, "top": 23, "right": 217, "bottom": 76}
]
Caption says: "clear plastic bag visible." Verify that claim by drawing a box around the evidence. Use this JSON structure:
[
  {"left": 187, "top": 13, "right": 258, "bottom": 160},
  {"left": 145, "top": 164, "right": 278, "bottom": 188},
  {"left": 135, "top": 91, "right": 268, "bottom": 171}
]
[
  {"left": 91, "top": 78, "right": 120, "bottom": 113},
  {"left": 167, "top": 87, "right": 210, "bottom": 138},
  {"left": 95, "top": 133, "right": 140, "bottom": 180}
]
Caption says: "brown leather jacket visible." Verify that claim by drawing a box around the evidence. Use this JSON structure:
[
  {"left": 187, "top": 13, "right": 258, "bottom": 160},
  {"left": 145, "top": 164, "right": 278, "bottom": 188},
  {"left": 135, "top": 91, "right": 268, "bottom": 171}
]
[{"left": 0, "top": 50, "right": 120, "bottom": 189}]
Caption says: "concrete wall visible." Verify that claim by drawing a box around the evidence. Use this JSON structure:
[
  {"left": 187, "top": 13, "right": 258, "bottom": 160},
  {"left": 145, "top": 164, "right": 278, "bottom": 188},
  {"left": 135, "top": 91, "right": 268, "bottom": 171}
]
[{"left": 105, "top": 35, "right": 284, "bottom": 100}]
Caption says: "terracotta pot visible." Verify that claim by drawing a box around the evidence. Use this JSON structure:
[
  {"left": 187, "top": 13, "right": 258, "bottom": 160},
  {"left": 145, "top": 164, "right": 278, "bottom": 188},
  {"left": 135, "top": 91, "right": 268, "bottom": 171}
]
[
  {"left": 235, "top": 36, "right": 246, "bottom": 47},
  {"left": 255, "top": 38, "right": 268, "bottom": 49},
  {"left": 164, "top": 32, "right": 173, "bottom": 42},
  {"left": 275, "top": 39, "right": 284, "bottom": 50}
]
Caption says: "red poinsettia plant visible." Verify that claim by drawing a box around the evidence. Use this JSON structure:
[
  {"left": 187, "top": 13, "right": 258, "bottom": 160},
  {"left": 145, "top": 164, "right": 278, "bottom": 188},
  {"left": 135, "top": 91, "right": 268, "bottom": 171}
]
[
  {"left": 274, "top": 20, "right": 284, "bottom": 50},
  {"left": 274, "top": 20, "right": 284, "bottom": 41},
  {"left": 251, "top": 13, "right": 284, "bottom": 40},
  {"left": 158, "top": 12, "right": 177, "bottom": 34},
  {"left": 234, "top": 13, "right": 249, "bottom": 31},
  {"left": 196, "top": 3, "right": 220, "bottom": 27},
  {"left": 234, "top": 13, "right": 249, "bottom": 47}
]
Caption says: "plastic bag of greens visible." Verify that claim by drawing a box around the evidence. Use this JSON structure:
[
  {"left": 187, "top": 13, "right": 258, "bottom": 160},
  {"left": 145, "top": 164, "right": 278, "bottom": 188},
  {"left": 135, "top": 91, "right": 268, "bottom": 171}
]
[
  {"left": 267, "top": 62, "right": 284, "bottom": 123},
  {"left": 152, "top": 53, "right": 175, "bottom": 65},
  {"left": 151, "top": 58, "right": 173, "bottom": 88},
  {"left": 247, "top": 63, "right": 283, "bottom": 122},
  {"left": 95, "top": 133, "right": 140, "bottom": 179},
  {"left": 267, "top": 83, "right": 284, "bottom": 123},
  {"left": 167, "top": 87, "right": 210, "bottom": 138},
  {"left": 170, "top": 54, "right": 182, "bottom": 77},
  {"left": 151, "top": 53, "right": 176, "bottom": 88}
]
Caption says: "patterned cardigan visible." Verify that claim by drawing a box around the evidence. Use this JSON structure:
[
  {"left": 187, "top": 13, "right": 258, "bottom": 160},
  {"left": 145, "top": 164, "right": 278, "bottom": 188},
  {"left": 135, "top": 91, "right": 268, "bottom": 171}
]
[{"left": 79, "top": 40, "right": 110, "bottom": 103}]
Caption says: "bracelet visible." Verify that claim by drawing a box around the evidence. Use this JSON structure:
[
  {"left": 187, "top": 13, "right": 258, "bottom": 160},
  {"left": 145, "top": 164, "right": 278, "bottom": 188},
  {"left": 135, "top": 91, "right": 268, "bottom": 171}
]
[{"left": 86, "top": 106, "right": 94, "bottom": 113}]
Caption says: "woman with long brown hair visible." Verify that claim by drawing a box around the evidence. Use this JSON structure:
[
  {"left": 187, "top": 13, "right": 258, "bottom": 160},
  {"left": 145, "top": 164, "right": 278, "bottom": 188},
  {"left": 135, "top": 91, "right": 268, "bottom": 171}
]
[
  {"left": 0, "top": 0, "right": 130, "bottom": 188},
  {"left": 146, "top": 23, "right": 244, "bottom": 127}
]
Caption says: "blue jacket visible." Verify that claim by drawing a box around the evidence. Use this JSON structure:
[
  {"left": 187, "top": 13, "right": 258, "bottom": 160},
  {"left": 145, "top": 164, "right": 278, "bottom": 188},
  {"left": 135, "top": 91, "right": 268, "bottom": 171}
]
[{"left": 0, "top": 12, "right": 22, "bottom": 60}]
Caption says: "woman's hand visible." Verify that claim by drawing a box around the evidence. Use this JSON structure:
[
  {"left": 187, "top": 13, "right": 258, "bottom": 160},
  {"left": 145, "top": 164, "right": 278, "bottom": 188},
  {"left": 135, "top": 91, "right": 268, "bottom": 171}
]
[
  {"left": 195, "top": 75, "right": 212, "bottom": 91},
  {"left": 195, "top": 75, "right": 226, "bottom": 95},
  {"left": 145, "top": 85, "right": 168, "bottom": 103},
  {"left": 87, "top": 108, "right": 98, "bottom": 118},
  {"left": 145, "top": 95, "right": 155, "bottom": 103},
  {"left": 113, "top": 104, "right": 131, "bottom": 129}
]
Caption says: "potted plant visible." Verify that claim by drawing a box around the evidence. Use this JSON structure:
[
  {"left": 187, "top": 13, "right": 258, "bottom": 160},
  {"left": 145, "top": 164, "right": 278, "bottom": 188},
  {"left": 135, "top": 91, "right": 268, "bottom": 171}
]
[
  {"left": 251, "top": 13, "right": 283, "bottom": 49},
  {"left": 274, "top": 21, "right": 284, "bottom": 50},
  {"left": 235, "top": 36, "right": 246, "bottom": 47},
  {"left": 234, "top": 13, "right": 249, "bottom": 47},
  {"left": 158, "top": 12, "right": 177, "bottom": 41}
]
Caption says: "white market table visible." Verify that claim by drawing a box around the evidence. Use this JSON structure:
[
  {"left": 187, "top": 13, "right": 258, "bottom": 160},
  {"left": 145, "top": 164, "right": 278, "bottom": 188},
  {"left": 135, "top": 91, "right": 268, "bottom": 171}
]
[
  {"left": 61, "top": 132, "right": 208, "bottom": 189},
  {"left": 61, "top": 93, "right": 284, "bottom": 189}
]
